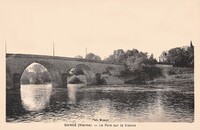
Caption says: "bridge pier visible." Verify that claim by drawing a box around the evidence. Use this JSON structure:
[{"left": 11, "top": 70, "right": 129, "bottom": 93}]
[
  {"left": 13, "top": 74, "right": 21, "bottom": 90},
  {"left": 51, "top": 73, "right": 68, "bottom": 88},
  {"left": 62, "top": 73, "right": 68, "bottom": 87}
]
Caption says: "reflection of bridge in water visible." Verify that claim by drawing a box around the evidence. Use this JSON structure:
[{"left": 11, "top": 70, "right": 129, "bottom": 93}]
[{"left": 6, "top": 53, "right": 125, "bottom": 89}]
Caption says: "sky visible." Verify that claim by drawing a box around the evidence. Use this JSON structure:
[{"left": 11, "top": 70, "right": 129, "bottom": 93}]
[{"left": 0, "top": 0, "right": 200, "bottom": 60}]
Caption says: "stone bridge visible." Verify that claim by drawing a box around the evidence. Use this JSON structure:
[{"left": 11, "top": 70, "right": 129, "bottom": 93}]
[{"left": 6, "top": 53, "right": 125, "bottom": 89}]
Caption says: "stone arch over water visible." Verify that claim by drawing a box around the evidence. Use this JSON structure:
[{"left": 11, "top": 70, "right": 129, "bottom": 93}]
[
  {"left": 74, "top": 64, "right": 97, "bottom": 85},
  {"left": 20, "top": 62, "right": 52, "bottom": 85},
  {"left": 7, "top": 60, "right": 63, "bottom": 89}
]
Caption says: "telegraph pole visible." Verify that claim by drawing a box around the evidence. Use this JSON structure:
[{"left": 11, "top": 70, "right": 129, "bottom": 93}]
[{"left": 53, "top": 42, "right": 55, "bottom": 56}]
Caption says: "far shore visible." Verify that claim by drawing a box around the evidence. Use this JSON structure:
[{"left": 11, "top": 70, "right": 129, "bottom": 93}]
[{"left": 19, "top": 66, "right": 194, "bottom": 88}]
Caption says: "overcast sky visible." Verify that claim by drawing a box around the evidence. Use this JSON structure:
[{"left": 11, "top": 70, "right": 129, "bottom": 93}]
[{"left": 0, "top": 0, "right": 200, "bottom": 59}]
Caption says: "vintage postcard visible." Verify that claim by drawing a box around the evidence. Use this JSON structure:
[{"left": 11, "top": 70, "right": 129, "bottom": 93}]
[{"left": 0, "top": 0, "right": 200, "bottom": 130}]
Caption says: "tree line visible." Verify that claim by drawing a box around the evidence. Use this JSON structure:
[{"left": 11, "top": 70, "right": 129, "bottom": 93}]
[
  {"left": 21, "top": 43, "right": 194, "bottom": 84},
  {"left": 163, "top": 44, "right": 194, "bottom": 68},
  {"left": 80, "top": 43, "right": 194, "bottom": 69}
]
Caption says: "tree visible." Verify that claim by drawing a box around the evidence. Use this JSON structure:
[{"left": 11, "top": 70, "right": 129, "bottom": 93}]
[
  {"left": 126, "top": 52, "right": 150, "bottom": 73},
  {"left": 86, "top": 53, "right": 101, "bottom": 61},
  {"left": 149, "top": 54, "right": 157, "bottom": 64},
  {"left": 75, "top": 55, "right": 83, "bottom": 59},
  {"left": 168, "top": 48, "right": 185, "bottom": 66},
  {"left": 104, "top": 54, "right": 116, "bottom": 63},
  {"left": 187, "top": 47, "right": 194, "bottom": 67},
  {"left": 104, "top": 49, "right": 127, "bottom": 63},
  {"left": 113, "top": 49, "right": 127, "bottom": 63},
  {"left": 166, "top": 46, "right": 194, "bottom": 68}
]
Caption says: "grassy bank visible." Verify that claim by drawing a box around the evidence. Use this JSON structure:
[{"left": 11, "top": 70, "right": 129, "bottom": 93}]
[
  {"left": 149, "top": 66, "right": 194, "bottom": 85},
  {"left": 118, "top": 65, "right": 194, "bottom": 85}
]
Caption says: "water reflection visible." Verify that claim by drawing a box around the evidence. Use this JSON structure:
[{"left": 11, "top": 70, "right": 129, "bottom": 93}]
[
  {"left": 67, "top": 84, "right": 83, "bottom": 104},
  {"left": 20, "top": 84, "right": 52, "bottom": 111},
  {"left": 6, "top": 84, "right": 194, "bottom": 122}
]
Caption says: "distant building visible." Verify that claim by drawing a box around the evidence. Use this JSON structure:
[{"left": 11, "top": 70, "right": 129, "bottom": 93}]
[
  {"left": 182, "top": 41, "right": 194, "bottom": 51},
  {"left": 158, "top": 41, "right": 194, "bottom": 63},
  {"left": 159, "top": 51, "right": 168, "bottom": 63}
]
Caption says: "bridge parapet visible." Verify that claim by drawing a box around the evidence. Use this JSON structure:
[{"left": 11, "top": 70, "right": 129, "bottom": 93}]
[{"left": 6, "top": 53, "right": 123, "bottom": 65}]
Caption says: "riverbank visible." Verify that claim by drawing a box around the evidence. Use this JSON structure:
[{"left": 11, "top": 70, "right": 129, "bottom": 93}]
[
  {"left": 65, "top": 66, "right": 194, "bottom": 86},
  {"left": 148, "top": 66, "right": 194, "bottom": 85},
  {"left": 20, "top": 67, "right": 193, "bottom": 87},
  {"left": 115, "top": 66, "right": 194, "bottom": 86}
]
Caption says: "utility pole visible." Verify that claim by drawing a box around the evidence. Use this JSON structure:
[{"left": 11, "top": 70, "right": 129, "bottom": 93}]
[{"left": 53, "top": 42, "right": 55, "bottom": 56}]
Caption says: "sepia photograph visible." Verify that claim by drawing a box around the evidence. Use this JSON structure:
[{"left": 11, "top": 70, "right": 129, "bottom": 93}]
[
  {"left": 1, "top": 0, "right": 200, "bottom": 129},
  {"left": 6, "top": 43, "right": 195, "bottom": 123}
]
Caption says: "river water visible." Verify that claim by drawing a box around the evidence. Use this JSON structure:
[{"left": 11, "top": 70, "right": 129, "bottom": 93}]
[{"left": 6, "top": 84, "right": 194, "bottom": 122}]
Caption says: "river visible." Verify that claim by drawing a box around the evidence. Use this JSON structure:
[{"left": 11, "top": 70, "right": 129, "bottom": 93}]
[{"left": 6, "top": 84, "right": 194, "bottom": 122}]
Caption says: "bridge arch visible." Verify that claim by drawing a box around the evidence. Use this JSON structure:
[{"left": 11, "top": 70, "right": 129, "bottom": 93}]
[
  {"left": 7, "top": 61, "right": 64, "bottom": 89},
  {"left": 105, "top": 66, "right": 116, "bottom": 75},
  {"left": 73, "top": 64, "right": 97, "bottom": 85},
  {"left": 20, "top": 62, "right": 51, "bottom": 85}
]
